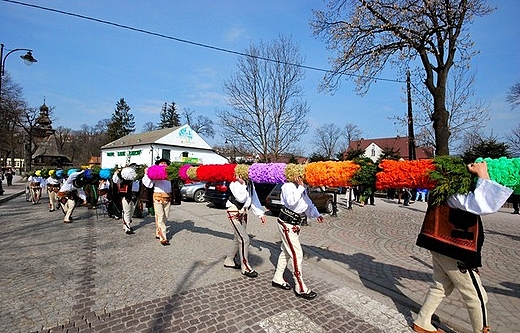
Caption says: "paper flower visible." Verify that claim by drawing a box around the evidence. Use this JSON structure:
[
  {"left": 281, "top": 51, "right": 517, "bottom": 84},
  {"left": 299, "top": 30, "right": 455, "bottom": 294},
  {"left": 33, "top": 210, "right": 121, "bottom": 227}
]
[
  {"left": 475, "top": 156, "right": 520, "bottom": 193},
  {"left": 305, "top": 161, "right": 360, "bottom": 187},
  {"left": 146, "top": 165, "right": 168, "bottom": 180},
  {"left": 235, "top": 164, "right": 250, "bottom": 181},
  {"left": 179, "top": 164, "right": 192, "bottom": 182},
  {"left": 249, "top": 163, "right": 286, "bottom": 184},
  {"left": 376, "top": 159, "right": 436, "bottom": 190},
  {"left": 196, "top": 164, "right": 236, "bottom": 182},
  {"left": 187, "top": 166, "right": 198, "bottom": 181},
  {"left": 121, "top": 167, "right": 137, "bottom": 180},
  {"left": 284, "top": 164, "right": 306, "bottom": 183},
  {"left": 83, "top": 168, "right": 94, "bottom": 179},
  {"left": 99, "top": 168, "right": 113, "bottom": 180}
]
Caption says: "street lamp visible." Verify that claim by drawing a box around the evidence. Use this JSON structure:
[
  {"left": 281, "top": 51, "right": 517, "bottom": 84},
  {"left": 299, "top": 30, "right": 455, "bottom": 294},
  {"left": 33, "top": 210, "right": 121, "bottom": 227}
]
[
  {"left": 0, "top": 43, "right": 38, "bottom": 95},
  {"left": 225, "top": 139, "right": 236, "bottom": 163},
  {"left": 0, "top": 43, "right": 37, "bottom": 195}
]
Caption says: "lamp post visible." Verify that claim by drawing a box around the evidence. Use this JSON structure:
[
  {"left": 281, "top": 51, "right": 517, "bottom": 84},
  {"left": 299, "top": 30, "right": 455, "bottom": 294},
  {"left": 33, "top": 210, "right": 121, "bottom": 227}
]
[
  {"left": 0, "top": 43, "right": 37, "bottom": 195},
  {"left": 225, "top": 139, "right": 236, "bottom": 163}
]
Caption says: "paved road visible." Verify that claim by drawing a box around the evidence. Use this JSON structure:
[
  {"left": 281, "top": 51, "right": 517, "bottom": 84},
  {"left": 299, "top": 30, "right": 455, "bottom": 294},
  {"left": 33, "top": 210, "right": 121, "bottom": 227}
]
[{"left": 0, "top": 178, "right": 519, "bottom": 333}]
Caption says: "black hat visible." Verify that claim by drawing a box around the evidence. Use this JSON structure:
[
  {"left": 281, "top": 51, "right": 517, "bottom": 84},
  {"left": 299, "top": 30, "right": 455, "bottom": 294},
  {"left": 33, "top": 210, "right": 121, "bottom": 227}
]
[{"left": 155, "top": 158, "right": 171, "bottom": 166}]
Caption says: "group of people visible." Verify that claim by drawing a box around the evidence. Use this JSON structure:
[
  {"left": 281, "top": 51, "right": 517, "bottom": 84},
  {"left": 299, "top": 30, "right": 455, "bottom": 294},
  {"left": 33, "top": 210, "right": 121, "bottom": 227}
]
[
  {"left": 223, "top": 170, "right": 324, "bottom": 300},
  {"left": 21, "top": 160, "right": 512, "bottom": 332},
  {"left": 0, "top": 167, "right": 15, "bottom": 186},
  {"left": 26, "top": 169, "right": 88, "bottom": 222},
  {"left": 221, "top": 161, "right": 512, "bottom": 333}
]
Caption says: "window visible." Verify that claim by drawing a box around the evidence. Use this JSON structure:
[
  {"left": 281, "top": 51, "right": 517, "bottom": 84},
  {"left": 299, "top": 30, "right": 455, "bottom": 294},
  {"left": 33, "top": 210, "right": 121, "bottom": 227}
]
[
  {"left": 162, "top": 149, "right": 171, "bottom": 161},
  {"left": 182, "top": 151, "right": 189, "bottom": 158},
  {"left": 371, "top": 148, "right": 375, "bottom": 156}
]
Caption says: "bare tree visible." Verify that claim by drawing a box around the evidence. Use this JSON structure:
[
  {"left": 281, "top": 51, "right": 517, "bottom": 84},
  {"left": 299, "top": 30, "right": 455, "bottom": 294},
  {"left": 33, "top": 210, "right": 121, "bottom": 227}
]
[
  {"left": 312, "top": 123, "right": 343, "bottom": 159},
  {"left": 217, "top": 35, "right": 309, "bottom": 162},
  {"left": 182, "top": 108, "right": 215, "bottom": 139},
  {"left": 63, "top": 121, "right": 109, "bottom": 165},
  {"left": 0, "top": 73, "right": 26, "bottom": 165},
  {"left": 16, "top": 106, "right": 40, "bottom": 171},
  {"left": 506, "top": 125, "right": 520, "bottom": 156},
  {"left": 344, "top": 123, "right": 362, "bottom": 146},
  {"left": 507, "top": 81, "right": 520, "bottom": 110},
  {"left": 142, "top": 121, "right": 157, "bottom": 132},
  {"left": 312, "top": 0, "right": 494, "bottom": 156}
]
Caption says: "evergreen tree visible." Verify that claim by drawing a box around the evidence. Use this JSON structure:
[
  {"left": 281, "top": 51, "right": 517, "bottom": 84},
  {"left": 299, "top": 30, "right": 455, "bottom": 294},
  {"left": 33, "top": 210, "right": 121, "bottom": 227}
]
[
  {"left": 157, "top": 101, "right": 181, "bottom": 129},
  {"left": 106, "top": 98, "right": 135, "bottom": 142},
  {"left": 461, "top": 138, "right": 511, "bottom": 164}
]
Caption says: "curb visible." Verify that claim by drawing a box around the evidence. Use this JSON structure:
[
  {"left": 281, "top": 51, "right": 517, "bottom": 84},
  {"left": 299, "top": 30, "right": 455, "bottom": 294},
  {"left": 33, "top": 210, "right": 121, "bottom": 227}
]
[{"left": 0, "top": 189, "right": 25, "bottom": 204}]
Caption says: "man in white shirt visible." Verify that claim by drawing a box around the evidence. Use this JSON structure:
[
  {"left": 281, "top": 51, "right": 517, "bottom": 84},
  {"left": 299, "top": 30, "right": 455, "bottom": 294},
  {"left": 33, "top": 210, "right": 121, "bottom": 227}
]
[
  {"left": 223, "top": 175, "right": 266, "bottom": 278},
  {"left": 272, "top": 175, "right": 324, "bottom": 300},
  {"left": 413, "top": 161, "right": 513, "bottom": 333}
]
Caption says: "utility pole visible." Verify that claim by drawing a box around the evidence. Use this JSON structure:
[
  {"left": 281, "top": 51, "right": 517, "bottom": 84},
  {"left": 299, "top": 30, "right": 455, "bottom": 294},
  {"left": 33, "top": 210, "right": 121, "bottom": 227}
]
[{"left": 407, "top": 70, "right": 416, "bottom": 160}]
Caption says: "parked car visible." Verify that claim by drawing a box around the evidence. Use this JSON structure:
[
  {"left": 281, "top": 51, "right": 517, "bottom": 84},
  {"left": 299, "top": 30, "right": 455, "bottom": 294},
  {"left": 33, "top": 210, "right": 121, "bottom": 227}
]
[
  {"left": 253, "top": 183, "right": 277, "bottom": 206},
  {"left": 264, "top": 183, "right": 334, "bottom": 216},
  {"left": 204, "top": 181, "right": 277, "bottom": 209},
  {"left": 180, "top": 182, "right": 207, "bottom": 203},
  {"left": 204, "top": 181, "right": 230, "bottom": 208}
]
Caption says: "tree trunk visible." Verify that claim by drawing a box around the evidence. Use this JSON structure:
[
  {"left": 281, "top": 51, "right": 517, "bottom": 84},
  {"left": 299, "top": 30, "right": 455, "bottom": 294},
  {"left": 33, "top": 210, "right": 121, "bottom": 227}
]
[{"left": 432, "top": 93, "right": 450, "bottom": 156}]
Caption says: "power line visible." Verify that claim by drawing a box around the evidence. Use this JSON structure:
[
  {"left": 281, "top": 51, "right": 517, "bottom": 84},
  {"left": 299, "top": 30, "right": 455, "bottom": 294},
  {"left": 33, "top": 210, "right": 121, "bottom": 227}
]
[{"left": 2, "top": 0, "right": 405, "bottom": 84}]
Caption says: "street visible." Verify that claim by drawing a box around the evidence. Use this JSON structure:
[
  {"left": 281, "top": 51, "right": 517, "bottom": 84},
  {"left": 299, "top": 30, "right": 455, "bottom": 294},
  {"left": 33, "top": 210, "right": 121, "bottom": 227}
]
[{"left": 0, "top": 189, "right": 519, "bottom": 332}]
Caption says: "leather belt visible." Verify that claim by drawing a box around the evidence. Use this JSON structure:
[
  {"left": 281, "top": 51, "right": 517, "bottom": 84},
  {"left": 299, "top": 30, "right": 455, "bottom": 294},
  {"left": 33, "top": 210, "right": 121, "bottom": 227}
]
[{"left": 278, "top": 206, "right": 305, "bottom": 225}]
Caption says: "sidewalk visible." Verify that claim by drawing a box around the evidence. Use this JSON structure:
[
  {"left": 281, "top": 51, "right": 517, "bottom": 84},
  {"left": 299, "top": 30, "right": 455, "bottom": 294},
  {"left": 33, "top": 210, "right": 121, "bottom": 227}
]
[{"left": 0, "top": 175, "right": 26, "bottom": 204}]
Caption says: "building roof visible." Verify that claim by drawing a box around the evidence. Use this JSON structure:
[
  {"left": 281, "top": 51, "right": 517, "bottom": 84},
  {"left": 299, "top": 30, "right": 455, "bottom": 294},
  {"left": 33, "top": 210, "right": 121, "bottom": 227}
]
[
  {"left": 101, "top": 127, "right": 181, "bottom": 149},
  {"left": 31, "top": 134, "right": 70, "bottom": 160},
  {"left": 347, "top": 136, "right": 434, "bottom": 160}
]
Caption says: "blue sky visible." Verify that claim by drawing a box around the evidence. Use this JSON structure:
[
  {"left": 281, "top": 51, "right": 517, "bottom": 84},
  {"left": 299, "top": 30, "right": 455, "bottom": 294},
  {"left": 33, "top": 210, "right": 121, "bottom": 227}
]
[{"left": 1, "top": 0, "right": 518, "bottom": 152}]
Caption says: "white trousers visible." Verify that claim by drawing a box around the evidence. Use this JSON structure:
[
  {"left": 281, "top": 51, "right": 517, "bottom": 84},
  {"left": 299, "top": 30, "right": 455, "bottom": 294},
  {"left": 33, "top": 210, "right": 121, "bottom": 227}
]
[
  {"left": 60, "top": 198, "right": 76, "bottom": 222},
  {"left": 224, "top": 209, "right": 253, "bottom": 273},
  {"left": 273, "top": 220, "right": 309, "bottom": 294},
  {"left": 414, "top": 251, "right": 489, "bottom": 333},
  {"left": 48, "top": 190, "right": 58, "bottom": 211},
  {"left": 30, "top": 187, "right": 41, "bottom": 203},
  {"left": 153, "top": 201, "right": 170, "bottom": 241},
  {"left": 121, "top": 198, "right": 135, "bottom": 231}
]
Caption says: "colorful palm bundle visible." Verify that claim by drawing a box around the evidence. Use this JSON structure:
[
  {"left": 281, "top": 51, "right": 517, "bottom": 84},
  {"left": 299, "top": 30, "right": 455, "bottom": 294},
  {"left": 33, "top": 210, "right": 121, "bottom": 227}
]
[
  {"left": 305, "top": 161, "right": 360, "bottom": 187},
  {"left": 285, "top": 163, "right": 306, "bottom": 182},
  {"left": 146, "top": 164, "right": 168, "bottom": 180},
  {"left": 186, "top": 166, "right": 198, "bottom": 181},
  {"left": 99, "top": 168, "right": 113, "bottom": 180},
  {"left": 196, "top": 164, "right": 237, "bottom": 182},
  {"left": 166, "top": 162, "right": 184, "bottom": 181},
  {"left": 234, "top": 164, "right": 250, "bottom": 181},
  {"left": 179, "top": 164, "right": 192, "bottom": 182},
  {"left": 375, "top": 159, "right": 436, "bottom": 190},
  {"left": 248, "top": 163, "right": 287, "bottom": 184},
  {"left": 121, "top": 167, "right": 137, "bottom": 181},
  {"left": 475, "top": 157, "right": 520, "bottom": 194}
]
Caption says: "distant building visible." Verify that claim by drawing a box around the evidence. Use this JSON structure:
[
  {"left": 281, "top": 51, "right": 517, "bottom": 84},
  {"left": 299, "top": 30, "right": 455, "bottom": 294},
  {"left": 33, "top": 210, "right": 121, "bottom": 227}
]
[
  {"left": 31, "top": 101, "right": 72, "bottom": 168},
  {"left": 346, "top": 136, "right": 434, "bottom": 162},
  {"left": 100, "top": 124, "right": 228, "bottom": 169}
]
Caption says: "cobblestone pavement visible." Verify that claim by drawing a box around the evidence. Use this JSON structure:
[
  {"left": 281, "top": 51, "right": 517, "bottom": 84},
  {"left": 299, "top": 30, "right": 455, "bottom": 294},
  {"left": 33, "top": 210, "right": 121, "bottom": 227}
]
[{"left": 0, "top": 180, "right": 519, "bottom": 333}]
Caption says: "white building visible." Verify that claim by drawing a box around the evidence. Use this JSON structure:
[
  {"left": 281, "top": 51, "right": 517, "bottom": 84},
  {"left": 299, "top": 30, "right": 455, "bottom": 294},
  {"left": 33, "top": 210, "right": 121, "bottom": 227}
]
[{"left": 100, "top": 124, "right": 228, "bottom": 169}]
